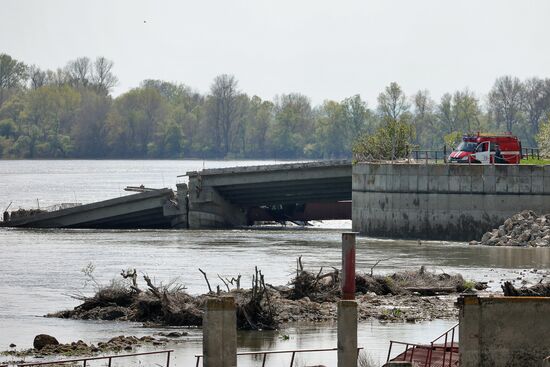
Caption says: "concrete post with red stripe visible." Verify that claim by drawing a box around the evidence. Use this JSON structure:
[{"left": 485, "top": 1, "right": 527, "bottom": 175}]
[
  {"left": 338, "top": 232, "right": 358, "bottom": 367},
  {"left": 341, "top": 232, "right": 356, "bottom": 300}
]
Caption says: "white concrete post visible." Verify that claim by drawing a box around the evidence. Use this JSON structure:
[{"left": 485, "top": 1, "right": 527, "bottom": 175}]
[
  {"left": 337, "top": 300, "right": 358, "bottom": 367},
  {"left": 203, "top": 296, "right": 237, "bottom": 367}
]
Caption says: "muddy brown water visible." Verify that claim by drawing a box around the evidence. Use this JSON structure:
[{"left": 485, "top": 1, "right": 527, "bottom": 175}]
[{"left": 1, "top": 160, "right": 549, "bottom": 366}]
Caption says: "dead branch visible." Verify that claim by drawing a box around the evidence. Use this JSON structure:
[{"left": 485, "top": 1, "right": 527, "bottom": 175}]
[
  {"left": 121, "top": 269, "right": 141, "bottom": 293},
  {"left": 143, "top": 274, "right": 161, "bottom": 299},
  {"left": 370, "top": 257, "right": 393, "bottom": 277},
  {"left": 226, "top": 275, "right": 241, "bottom": 290},
  {"left": 199, "top": 268, "right": 213, "bottom": 293},
  {"left": 297, "top": 256, "right": 304, "bottom": 275},
  {"left": 218, "top": 274, "right": 230, "bottom": 292}
]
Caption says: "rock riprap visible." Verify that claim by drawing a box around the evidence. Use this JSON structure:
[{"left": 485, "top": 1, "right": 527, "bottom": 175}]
[{"left": 471, "top": 210, "right": 550, "bottom": 247}]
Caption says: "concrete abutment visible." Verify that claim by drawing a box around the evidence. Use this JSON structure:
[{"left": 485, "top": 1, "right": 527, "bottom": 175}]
[{"left": 352, "top": 163, "right": 550, "bottom": 240}]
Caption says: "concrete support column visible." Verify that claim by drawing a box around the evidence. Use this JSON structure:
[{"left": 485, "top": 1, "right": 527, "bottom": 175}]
[
  {"left": 341, "top": 232, "right": 357, "bottom": 300},
  {"left": 337, "top": 300, "right": 358, "bottom": 367},
  {"left": 338, "top": 232, "right": 358, "bottom": 367},
  {"left": 170, "top": 183, "right": 188, "bottom": 228},
  {"left": 458, "top": 294, "right": 481, "bottom": 367},
  {"left": 203, "top": 296, "right": 237, "bottom": 367},
  {"left": 187, "top": 175, "right": 247, "bottom": 229}
]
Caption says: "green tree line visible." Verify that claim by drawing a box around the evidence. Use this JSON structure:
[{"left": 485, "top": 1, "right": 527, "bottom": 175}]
[{"left": 1, "top": 53, "right": 550, "bottom": 159}]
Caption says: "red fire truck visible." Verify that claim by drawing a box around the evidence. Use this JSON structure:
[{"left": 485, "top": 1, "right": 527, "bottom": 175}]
[{"left": 448, "top": 133, "right": 522, "bottom": 164}]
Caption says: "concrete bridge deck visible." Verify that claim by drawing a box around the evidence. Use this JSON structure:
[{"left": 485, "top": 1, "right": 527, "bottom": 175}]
[
  {"left": 0, "top": 188, "right": 187, "bottom": 229},
  {"left": 186, "top": 160, "right": 352, "bottom": 228},
  {"left": 1, "top": 160, "right": 353, "bottom": 230}
]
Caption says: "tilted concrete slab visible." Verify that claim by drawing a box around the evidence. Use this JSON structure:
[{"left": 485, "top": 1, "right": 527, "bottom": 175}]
[{"left": 1, "top": 188, "right": 181, "bottom": 229}]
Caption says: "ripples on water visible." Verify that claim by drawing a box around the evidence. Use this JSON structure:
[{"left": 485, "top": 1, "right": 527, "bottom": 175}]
[{"left": 1, "top": 160, "right": 549, "bottom": 366}]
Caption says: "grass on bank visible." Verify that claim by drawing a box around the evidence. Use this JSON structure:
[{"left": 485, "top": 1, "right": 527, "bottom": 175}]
[{"left": 520, "top": 158, "right": 550, "bottom": 165}]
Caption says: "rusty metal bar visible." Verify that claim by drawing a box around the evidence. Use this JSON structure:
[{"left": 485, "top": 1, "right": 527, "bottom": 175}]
[
  {"left": 387, "top": 341, "right": 393, "bottom": 362},
  {"left": 195, "top": 347, "right": 364, "bottom": 366},
  {"left": 289, "top": 351, "right": 296, "bottom": 367},
  {"left": 448, "top": 327, "right": 456, "bottom": 367},
  {"left": 442, "top": 332, "right": 448, "bottom": 366},
  {"left": 17, "top": 349, "right": 174, "bottom": 366},
  {"left": 402, "top": 343, "right": 409, "bottom": 360},
  {"left": 409, "top": 345, "right": 414, "bottom": 362},
  {"left": 426, "top": 342, "right": 433, "bottom": 366}
]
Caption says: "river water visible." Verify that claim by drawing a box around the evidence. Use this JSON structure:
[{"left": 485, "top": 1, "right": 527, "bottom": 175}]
[{"left": 1, "top": 160, "right": 549, "bottom": 366}]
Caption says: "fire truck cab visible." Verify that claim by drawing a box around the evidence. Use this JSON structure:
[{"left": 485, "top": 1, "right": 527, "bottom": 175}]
[{"left": 448, "top": 133, "right": 522, "bottom": 164}]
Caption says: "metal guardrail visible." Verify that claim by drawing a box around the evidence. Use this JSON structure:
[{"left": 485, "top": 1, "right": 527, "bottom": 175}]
[
  {"left": 195, "top": 347, "right": 364, "bottom": 367},
  {"left": 411, "top": 149, "right": 448, "bottom": 164},
  {"left": 522, "top": 147, "right": 541, "bottom": 160},
  {"left": 11, "top": 349, "right": 173, "bottom": 367},
  {"left": 387, "top": 323, "right": 458, "bottom": 367}
]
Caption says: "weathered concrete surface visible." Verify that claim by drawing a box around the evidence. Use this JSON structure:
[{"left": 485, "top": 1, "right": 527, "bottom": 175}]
[
  {"left": 458, "top": 295, "right": 550, "bottom": 367},
  {"left": 337, "top": 300, "right": 358, "bottom": 367},
  {"left": 0, "top": 188, "right": 186, "bottom": 229},
  {"left": 187, "top": 160, "right": 352, "bottom": 228},
  {"left": 203, "top": 297, "right": 236, "bottom": 367},
  {"left": 352, "top": 163, "right": 550, "bottom": 240}
]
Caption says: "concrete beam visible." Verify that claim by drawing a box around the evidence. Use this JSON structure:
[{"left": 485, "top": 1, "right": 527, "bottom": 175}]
[
  {"left": 2, "top": 189, "right": 177, "bottom": 229},
  {"left": 188, "top": 161, "right": 351, "bottom": 187}
]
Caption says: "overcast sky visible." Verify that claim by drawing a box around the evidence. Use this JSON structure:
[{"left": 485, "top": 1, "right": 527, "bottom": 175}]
[{"left": 2, "top": 0, "right": 550, "bottom": 105}]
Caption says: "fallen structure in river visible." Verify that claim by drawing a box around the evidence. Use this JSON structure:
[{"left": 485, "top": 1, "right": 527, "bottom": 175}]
[
  {"left": 1, "top": 160, "right": 352, "bottom": 230},
  {"left": 0, "top": 185, "right": 188, "bottom": 229}
]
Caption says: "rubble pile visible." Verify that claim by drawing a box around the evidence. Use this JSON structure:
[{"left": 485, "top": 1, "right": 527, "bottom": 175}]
[{"left": 471, "top": 210, "right": 550, "bottom": 247}]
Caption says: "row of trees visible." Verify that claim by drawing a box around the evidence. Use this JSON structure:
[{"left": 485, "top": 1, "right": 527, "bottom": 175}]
[{"left": 1, "top": 53, "right": 550, "bottom": 159}]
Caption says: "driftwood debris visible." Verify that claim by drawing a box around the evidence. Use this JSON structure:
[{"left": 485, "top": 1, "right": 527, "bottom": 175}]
[
  {"left": 198, "top": 268, "right": 213, "bottom": 294},
  {"left": 236, "top": 266, "right": 277, "bottom": 330},
  {"left": 403, "top": 287, "right": 456, "bottom": 296},
  {"left": 120, "top": 269, "right": 141, "bottom": 293},
  {"left": 502, "top": 281, "right": 550, "bottom": 297},
  {"left": 51, "top": 259, "right": 484, "bottom": 329}
]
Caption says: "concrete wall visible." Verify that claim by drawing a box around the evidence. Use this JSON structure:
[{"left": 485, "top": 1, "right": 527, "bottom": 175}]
[
  {"left": 458, "top": 295, "right": 550, "bottom": 367},
  {"left": 352, "top": 163, "right": 550, "bottom": 240}
]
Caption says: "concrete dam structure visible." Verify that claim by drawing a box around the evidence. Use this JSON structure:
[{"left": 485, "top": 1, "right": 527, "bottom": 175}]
[{"left": 352, "top": 163, "right": 550, "bottom": 241}]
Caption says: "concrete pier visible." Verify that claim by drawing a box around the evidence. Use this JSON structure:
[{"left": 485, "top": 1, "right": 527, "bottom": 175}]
[
  {"left": 338, "top": 232, "right": 358, "bottom": 367},
  {"left": 203, "top": 297, "right": 237, "bottom": 367},
  {"left": 458, "top": 294, "right": 550, "bottom": 366},
  {"left": 337, "top": 300, "right": 358, "bottom": 367},
  {"left": 352, "top": 163, "right": 550, "bottom": 240}
]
